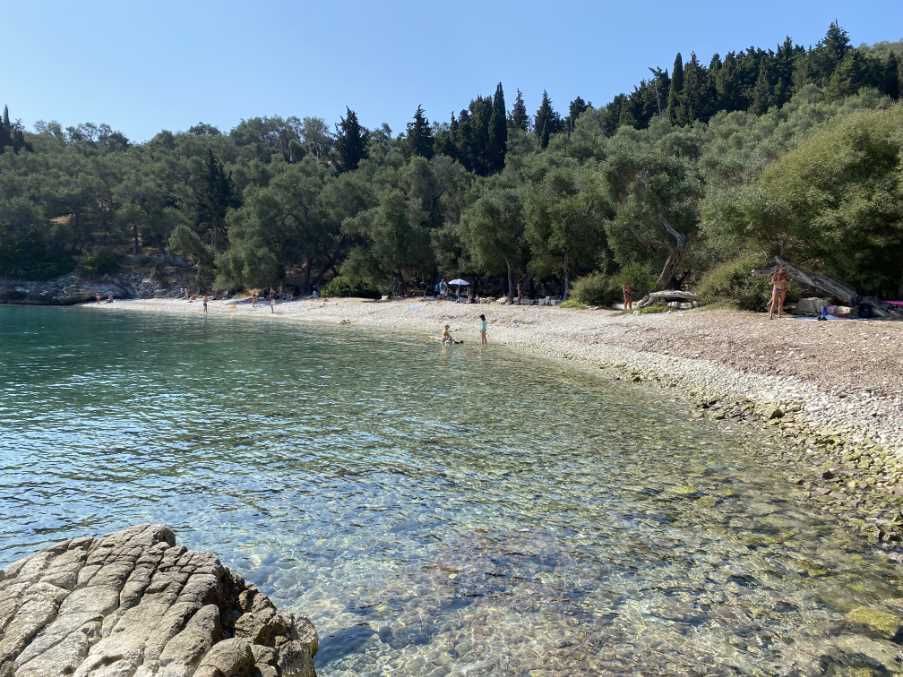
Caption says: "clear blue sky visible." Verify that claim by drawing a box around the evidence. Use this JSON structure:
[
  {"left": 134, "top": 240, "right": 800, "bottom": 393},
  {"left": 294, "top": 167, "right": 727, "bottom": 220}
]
[{"left": 2, "top": 1, "right": 901, "bottom": 141}]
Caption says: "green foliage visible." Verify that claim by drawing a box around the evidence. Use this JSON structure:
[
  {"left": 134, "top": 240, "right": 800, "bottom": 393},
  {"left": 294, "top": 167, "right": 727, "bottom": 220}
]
[
  {"left": 459, "top": 186, "right": 527, "bottom": 300},
  {"left": 559, "top": 298, "right": 587, "bottom": 309},
  {"left": 571, "top": 272, "right": 621, "bottom": 307},
  {"left": 734, "top": 106, "right": 903, "bottom": 295},
  {"left": 320, "top": 275, "right": 381, "bottom": 299},
  {"left": 335, "top": 108, "right": 368, "bottom": 172},
  {"left": 615, "top": 262, "right": 656, "bottom": 297},
  {"left": 80, "top": 249, "right": 122, "bottom": 276},
  {"left": 406, "top": 106, "right": 434, "bottom": 159},
  {"left": 1, "top": 21, "right": 900, "bottom": 305},
  {"left": 696, "top": 254, "right": 771, "bottom": 310}
]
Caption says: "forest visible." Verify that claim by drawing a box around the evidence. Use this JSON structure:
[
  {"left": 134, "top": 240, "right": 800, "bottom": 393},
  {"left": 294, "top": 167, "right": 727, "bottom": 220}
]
[{"left": 1, "top": 22, "right": 902, "bottom": 306}]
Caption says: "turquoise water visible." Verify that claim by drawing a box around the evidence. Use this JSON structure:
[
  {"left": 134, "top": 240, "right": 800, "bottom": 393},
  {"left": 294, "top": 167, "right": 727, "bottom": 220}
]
[{"left": 0, "top": 306, "right": 900, "bottom": 675}]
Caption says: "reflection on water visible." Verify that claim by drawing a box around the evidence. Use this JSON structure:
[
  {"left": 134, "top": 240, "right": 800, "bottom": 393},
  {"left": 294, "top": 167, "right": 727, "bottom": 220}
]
[{"left": 0, "top": 306, "right": 900, "bottom": 675}]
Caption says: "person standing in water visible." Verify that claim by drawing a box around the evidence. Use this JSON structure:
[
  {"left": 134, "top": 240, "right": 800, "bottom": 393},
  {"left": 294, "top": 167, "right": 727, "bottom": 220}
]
[
  {"left": 479, "top": 314, "right": 488, "bottom": 345},
  {"left": 769, "top": 265, "right": 790, "bottom": 319},
  {"left": 269, "top": 290, "right": 276, "bottom": 314},
  {"left": 203, "top": 294, "right": 208, "bottom": 314}
]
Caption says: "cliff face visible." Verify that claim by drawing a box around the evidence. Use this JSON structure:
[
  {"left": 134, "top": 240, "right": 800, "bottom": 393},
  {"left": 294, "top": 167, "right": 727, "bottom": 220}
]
[{"left": 0, "top": 524, "right": 317, "bottom": 677}]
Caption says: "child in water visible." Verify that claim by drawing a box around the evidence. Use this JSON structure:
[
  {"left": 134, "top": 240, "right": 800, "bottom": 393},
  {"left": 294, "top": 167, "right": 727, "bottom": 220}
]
[
  {"left": 441, "top": 324, "right": 462, "bottom": 344},
  {"left": 479, "top": 314, "right": 487, "bottom": 345}
]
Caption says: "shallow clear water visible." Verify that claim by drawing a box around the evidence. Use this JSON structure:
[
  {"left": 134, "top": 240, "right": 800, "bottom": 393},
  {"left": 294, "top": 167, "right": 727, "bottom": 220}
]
[{"left": 0, "top": 306, "right": 900, "bottom": 675}]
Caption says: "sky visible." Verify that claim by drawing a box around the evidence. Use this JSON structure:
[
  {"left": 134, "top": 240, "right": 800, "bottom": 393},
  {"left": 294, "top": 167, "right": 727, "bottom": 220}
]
[{"left": 2, "top": 1, "right": 901, "bottom": 141}]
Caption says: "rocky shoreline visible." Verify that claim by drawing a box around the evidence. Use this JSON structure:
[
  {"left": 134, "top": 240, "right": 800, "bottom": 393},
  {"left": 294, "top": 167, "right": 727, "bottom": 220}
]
[
  {"left": 0, "top": 260, "right": 194, "bottom": 306},
  {"left": 609, "top": 364, "right": 903, "bottom": 545},
  {"left": 0, "top": 524, "right": 317, "bottom": 676}
]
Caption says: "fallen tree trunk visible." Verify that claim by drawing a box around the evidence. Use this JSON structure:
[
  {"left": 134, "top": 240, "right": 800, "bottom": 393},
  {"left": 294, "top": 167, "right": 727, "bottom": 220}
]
[{"left": 638, "top": 290, "right": 700, "bottom": 307}]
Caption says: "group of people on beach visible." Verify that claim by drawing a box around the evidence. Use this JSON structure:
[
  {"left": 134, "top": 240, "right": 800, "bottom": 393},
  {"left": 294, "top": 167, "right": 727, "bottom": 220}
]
[{"left": 441, "top": 314, "right": 488, "bottom": 346}]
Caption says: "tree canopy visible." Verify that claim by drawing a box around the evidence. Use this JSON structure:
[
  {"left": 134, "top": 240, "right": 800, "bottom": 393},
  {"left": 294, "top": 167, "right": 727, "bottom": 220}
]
[{"left": 1, "top": 23, "right": 901, "bottom": 301}]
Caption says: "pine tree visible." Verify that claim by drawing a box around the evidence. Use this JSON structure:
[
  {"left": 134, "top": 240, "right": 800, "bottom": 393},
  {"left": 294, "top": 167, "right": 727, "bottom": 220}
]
[
  {"left": 750, "top": 62, "right": 772, "bottom": 114},
  {"left": 197, "top": 150, "right": 237, "bottom": 251},
  {"left": 811, "top": 21, "right": 852, "bottom": 83},
  {"left": 487, "top": 82, "right": 508, "bottom": 173},
  {"left": 406, "top": 105, "right": 434, "bottom": 159},
  {"left": 566, "top": 96, "right": 589, "bottom": 132},
  {"left": 2, "top": 106, "right": 9, "bottom": 128},
  {"left": 882, "top": 53, "right": 900, "bottom": 100},
  {"left": 533, "top": 91, "right": 561, "bottom": 148},
  {"left": 828, "top": 49, "right": 869, "bottom": 98},
  {"left": 335, "top": 108, "right": 368, "bottom": 172},
  {"left": 683, "top": 53, "right": 705, "bottom": 122},
  {"left": 667, "top": 53, "right": 685, "bottom": 124},
  {"left": 509, "top": 89, "right": 529, "bottom": 132}
]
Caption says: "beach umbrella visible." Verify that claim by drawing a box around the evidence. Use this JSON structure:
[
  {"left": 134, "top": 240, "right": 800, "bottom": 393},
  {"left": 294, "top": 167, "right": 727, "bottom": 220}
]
[{"left": 448, "top": 279, "right": 470, "bottom": 286}]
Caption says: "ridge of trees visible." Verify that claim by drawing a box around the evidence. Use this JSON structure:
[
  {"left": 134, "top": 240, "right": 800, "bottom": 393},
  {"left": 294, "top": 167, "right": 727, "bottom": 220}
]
[{"left": 1, "top": 23, "right": 902, "bottom": 300}]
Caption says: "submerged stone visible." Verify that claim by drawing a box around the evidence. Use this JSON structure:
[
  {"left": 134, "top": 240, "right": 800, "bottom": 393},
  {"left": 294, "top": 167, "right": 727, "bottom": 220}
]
[{"left": 845, "top": 607, "right": 903, "bottom": 641}]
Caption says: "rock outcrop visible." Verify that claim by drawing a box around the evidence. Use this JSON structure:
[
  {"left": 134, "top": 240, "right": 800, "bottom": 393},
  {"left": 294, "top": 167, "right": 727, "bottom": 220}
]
[
  {"left": 0, "top": 524, "right": 317, "bottom": 676},
  {"left": 0, "top": 257, "right": 196, "bottom": 305}
]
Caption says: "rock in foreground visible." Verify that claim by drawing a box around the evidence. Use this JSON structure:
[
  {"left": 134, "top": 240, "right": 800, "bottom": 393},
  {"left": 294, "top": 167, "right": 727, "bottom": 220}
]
[{"left": 0, "top": 524, "right": 317, "bottom": 676}]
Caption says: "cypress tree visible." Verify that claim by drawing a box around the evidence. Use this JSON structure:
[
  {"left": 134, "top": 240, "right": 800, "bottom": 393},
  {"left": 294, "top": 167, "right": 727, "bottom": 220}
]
[
  {"left": 335, "top": 107, "right": 368, "bottom": 172},
  {"left": 667, "top": 53, "right": 685, "bottom": 124},
  {"left": 0, "top": 106, "right": 10, "bottom": 153},
  {"left": 510, "top": 89, "right": 529, "bottom": 132},
  {"left": 406, "top": 105, "right": 434, "bottom": 159},
  {"left": 533, "top": 91, "right": 561, "bottom": 148},
  {"left": 487, "top": 82, "right": 508, "bottom": 173}
]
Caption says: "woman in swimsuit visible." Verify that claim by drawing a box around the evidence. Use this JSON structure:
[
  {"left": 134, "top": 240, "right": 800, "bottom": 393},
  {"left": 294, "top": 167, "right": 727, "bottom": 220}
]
[
  {"left": 623, "top": 283, "right": 634, "bottom": 311},
  {"left": 479, "top": 314, "right": 488, "bottom": 345},
  {"left": 769, "top": 265, "right": 790, "bottom": 319}
]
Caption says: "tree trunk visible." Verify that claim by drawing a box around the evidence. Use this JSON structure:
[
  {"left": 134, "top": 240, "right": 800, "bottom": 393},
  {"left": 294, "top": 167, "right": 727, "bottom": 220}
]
[
  {"left": 132, "top": 223, "right": 140, "bottom": 255},
  {"left": 654, "top": 219, "right": 688, "bottom": 291},
  {"left": 505, "top": 260, "right": 514, "bottom": 302},
  {"left": 303, "top": 257, "right": 312, "bottom": 294},
  {"left": 562, "top": 251, "right": 570, "bottom": 299},
  {"left": 773, "top": 256, "right": 858, "bottom": 305}
]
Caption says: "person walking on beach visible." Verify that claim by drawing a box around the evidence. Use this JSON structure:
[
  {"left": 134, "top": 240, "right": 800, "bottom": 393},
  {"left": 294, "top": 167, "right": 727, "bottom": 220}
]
[
  {"left": 623, "top": 283, "right": 634, "bottom": 311},
  {"left": 439, "top": 278, "right": 449, "bottom": 300},
  {"left": 203, "top": 294, "right": 208, "bottom": 314},
  {"left": 769, "top": 265, "right": 790, "bottom": 319},
  {"left": 269, "top": 290, "right": 275, "bottom": 314},
  {"left": 479, "top": 314, "right": 488, "bottom": 345}
]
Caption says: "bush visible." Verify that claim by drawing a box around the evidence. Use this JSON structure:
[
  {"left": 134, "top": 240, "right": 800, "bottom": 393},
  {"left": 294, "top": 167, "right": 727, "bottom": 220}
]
[
  {"left": 571, "top": 272, "right": 621, "bottom": 306},
  {"left": 615, "top": 262, "right": 657, "bottom": 297},
  {"left": 697, "top": 254, "right": 772, "bottom": 311},
  {"left": 320, "top": 275, "right": 381, "bottom": 299},
  {"left": 80, "top": 249, "right": 122, "bottom": 277}
]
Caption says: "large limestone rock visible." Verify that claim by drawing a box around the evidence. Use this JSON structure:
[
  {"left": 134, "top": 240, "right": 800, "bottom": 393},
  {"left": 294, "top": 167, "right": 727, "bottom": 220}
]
[{"left": 0, "top": 524, "right": 317, "bottom": 676}]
